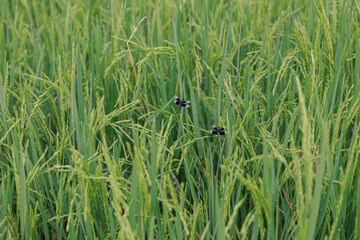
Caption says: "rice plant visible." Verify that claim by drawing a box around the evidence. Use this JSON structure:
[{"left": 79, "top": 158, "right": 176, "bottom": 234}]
[{"left": 0, "top": 0, "right": 359, "bottom": 239}]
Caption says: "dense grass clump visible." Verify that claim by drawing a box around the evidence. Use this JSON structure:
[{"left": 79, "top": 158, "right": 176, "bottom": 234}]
[{"left": 0, "top": 0, "right": 360, "bottom": 239}]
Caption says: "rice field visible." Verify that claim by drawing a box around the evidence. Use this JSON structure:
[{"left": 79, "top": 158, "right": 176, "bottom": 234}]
[{"left": 0, "top": 0, "right": 360, "bottom": 239}]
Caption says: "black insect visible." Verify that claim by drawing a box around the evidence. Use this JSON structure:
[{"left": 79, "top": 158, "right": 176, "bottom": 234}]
[
  {"left": 174, "top": 96, "right": 191, "bottom": 108},
  {"left": 211, "top": 126, "right": 227, "bottom": 135}
]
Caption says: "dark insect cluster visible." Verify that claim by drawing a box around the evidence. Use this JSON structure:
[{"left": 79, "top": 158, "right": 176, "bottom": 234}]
[
  {"left": 174, "top": 96, "right": 191, "bottom": 108},
  {"left": 174, "top": 95, "right": 226, "bottom": 137},
  {"left": 211, "top": 126, "right": 227, "bottom": 135}
]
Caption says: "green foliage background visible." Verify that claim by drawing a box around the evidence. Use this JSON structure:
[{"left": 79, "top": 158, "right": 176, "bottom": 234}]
[{"left": 0, "top": 0, "right": 360, "bottom": 239}]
